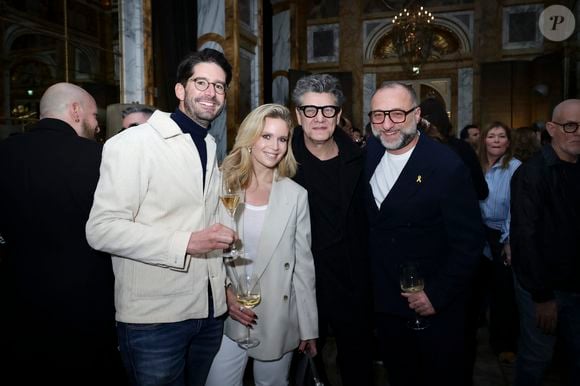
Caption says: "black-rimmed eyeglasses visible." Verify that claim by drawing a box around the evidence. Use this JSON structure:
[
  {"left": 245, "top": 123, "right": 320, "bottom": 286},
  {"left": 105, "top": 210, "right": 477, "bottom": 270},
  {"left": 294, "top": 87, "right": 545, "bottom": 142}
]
[
  {"left": 297, "top": 105, "right": 341, "bottom": 118},
  {"left": 368, "top": 107, "right": 418, "bottom": 124},
  {"left": 190, "top": 77, "right": 228, "bottom": 95},
  {"left": 552, "top": 121, "right": 580, "bottom": 134}
]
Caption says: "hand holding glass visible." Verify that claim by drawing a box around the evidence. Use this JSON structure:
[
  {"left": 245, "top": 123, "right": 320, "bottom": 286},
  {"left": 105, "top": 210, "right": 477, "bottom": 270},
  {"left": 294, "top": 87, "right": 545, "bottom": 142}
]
[
  {"left": 220, "top": 174, "right": 244, "bottom": 257},
  {"left": 235, "top": 269, "right": 261, "bottom": 349},
  {"left": 400, "top": 262, "right": 429, "bottom": 330}
]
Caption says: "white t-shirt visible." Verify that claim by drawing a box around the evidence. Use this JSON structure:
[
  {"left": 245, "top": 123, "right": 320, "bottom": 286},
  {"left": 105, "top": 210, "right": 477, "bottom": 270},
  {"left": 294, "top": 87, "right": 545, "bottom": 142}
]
[
  {"left": 242, "top": 202, "right": 268, "bottom": 276},
  {"left": 370, "top": 147, "right": 415, "bottom": 208}
]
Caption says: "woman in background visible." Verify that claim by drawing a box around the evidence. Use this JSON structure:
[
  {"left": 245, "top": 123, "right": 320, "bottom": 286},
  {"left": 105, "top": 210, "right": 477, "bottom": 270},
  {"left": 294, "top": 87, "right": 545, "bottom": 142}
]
[
  {"left": 206, "top": 104, "right": 317, "bottom": 386},
  {"left": 478, "top": 121, "right": 522, "bottom": 365}
]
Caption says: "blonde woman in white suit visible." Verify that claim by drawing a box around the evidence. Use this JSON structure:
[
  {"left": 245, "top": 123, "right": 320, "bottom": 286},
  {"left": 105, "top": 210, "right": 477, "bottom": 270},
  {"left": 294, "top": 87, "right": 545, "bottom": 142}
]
[{"left": 205, "top": 104, "right": 318, "bottom": 386}]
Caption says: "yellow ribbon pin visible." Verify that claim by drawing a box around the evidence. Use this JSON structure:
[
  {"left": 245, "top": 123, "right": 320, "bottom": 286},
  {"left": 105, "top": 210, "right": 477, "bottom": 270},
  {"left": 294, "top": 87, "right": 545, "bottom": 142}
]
[{"left": 416, "top": 175, "right": 422, "bottom": 183}]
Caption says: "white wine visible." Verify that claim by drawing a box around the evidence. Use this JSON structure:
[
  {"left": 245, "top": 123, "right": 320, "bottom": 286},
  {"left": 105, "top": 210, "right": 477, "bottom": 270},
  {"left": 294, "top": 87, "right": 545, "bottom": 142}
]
[
  {"left": 221, "top": 194, "right": 240, "bottom": 216},
  {"left": 237, "top": 293, "right": 261, "bottom": 308},
  {"left": 401, "top": 280, "right": 424, "bottom": 293}
]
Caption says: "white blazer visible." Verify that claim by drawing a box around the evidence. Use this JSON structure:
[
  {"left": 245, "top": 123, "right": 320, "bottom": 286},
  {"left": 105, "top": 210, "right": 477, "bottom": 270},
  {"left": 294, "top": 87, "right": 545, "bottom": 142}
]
[
  {"left": 224, "top": 177, "right": 318, "bottom": 361},
  {"left": 86, "top": 111, "right": 227, "bottom": 323}
]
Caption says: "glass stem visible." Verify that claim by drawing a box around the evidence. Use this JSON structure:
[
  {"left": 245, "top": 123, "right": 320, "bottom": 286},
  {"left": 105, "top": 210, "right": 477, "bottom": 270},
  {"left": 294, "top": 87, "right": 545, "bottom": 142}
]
[{"left": 231, "top": 211, "right": 238, "bottom": 255}]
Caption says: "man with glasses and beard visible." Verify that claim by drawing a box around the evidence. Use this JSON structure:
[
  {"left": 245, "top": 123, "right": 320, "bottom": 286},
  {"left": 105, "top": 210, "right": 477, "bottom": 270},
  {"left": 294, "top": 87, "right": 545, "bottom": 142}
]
[
  {"left": 86, "top": 49, "right": 236, "bottom": 385},
  {"left": 291, "top": 74, "right": 374, "bottom": 386},
  {"left": 365, "top": 81, "right": 484, "bottom": 386}
]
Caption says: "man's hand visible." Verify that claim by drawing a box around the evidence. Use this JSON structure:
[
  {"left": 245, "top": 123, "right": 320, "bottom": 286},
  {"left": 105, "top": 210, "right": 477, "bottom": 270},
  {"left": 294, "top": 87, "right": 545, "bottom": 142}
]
[
  {"left": 186, "top": 223, "right": 235, "bottom": 255},
  {"left": 535, "top": 300, "right": 558, "bottom": 335},
  {"left": 402, "top": 291, "right": 436, "bottom": 316}
]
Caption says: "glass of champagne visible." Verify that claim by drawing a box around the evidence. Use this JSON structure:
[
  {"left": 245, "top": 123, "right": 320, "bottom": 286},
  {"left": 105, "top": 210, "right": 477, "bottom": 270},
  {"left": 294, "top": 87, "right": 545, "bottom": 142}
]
[
  {"left": 400, "top": 262, "right": 430, "bottom": 330},
  {"left": 235, "top": 262, "right": 261, "bottom": 349},
  {"left": 220, "top": 173, "right": 244, "bottom": 257}
]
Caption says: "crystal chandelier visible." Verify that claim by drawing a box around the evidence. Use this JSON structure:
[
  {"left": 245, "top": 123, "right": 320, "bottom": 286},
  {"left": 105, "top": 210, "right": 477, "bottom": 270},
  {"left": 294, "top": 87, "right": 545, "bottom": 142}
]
[{"left": 391, "top": 5, "right": 435, "bottom": 76}]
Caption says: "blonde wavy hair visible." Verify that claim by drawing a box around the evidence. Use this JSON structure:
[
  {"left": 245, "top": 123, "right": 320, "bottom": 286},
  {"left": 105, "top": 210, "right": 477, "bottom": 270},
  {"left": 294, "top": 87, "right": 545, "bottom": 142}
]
[{"left": 220, "top": 103, "right": 297, "bottom": 189}]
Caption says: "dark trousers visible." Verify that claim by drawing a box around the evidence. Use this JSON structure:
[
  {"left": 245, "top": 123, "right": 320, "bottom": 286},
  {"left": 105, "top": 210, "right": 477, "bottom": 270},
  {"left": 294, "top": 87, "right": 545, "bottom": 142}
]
[
  {"left": 486, "top": 226, "right": 519, "bottom": 354},
  {"left": 310, "top": 279, "right": 374, "bottom": 386},
  {"left": 463, "top": 255, "right": 493, "bottom": 386},
  {"left": 376, "top": 309, "right": 466, "bottom": 386}
]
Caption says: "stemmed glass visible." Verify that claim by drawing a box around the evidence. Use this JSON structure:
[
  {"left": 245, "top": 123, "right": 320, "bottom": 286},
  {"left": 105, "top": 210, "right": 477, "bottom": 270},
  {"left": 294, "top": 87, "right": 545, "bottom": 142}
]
[
  {"left": 219, "top": 173, "right": 244, "bottom": 257},
  {"left": 232, "top": 258, "right": 261, "bottom": 349},
  {"left": 400, "top": 262, "right": 430, "bottom": 330}
]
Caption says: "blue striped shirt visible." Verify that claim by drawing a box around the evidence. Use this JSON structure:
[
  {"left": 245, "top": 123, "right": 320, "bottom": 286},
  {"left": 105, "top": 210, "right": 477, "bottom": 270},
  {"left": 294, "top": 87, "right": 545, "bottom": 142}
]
[{"left": 480, "top": 157, "right": 521, "bottom": 246}]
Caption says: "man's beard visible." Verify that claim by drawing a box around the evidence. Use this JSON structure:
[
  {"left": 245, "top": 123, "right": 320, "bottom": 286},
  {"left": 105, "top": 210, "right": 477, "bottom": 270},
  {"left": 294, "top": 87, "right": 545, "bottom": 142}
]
[
  {"left": 373, "top": 123, "right": 418, "bottom": 151},
  {"left": 81, "top": 119, "right": 97, "bottom": 140},
  {"left": 185, "top": 97, "right": 224, "bottom": 127}
]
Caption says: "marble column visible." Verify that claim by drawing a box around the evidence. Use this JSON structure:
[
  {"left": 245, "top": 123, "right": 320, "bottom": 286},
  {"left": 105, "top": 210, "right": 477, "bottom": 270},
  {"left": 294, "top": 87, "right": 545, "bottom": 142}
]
[
  {"left": 198, "top": 0, "right": 227, "bottom": 162},
  {"left": 363, "top": 73, "right": 377, "bottom": 134},
  {"left": 457, "top": 67, "right": 474, "bottom": 137},
  {"left": 120, "top": 0, "right": 145, "bottom": 104},
  {"left": 272, "top": 10, "right": 290, "bottom": 105}
]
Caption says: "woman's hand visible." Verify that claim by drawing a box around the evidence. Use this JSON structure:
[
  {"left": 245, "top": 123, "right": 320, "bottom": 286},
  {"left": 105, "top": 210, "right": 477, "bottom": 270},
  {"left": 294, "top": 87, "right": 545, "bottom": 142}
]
[
  {"left": 226, "top": 286, "right": 257, "bottom": 327},
  {"left": 298, "top": 339, "right": 317, "bottom": 357},
  {"left": 502, "top": 243, "right": 512, "bottom": 266}
]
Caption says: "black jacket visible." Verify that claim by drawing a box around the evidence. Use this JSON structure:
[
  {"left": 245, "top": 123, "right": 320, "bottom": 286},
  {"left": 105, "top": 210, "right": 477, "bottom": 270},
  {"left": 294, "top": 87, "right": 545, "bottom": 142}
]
[
  {"left": 0, "top": 119, "right": 115, "bottom": 334},
  {"left": 365, "top": 133, "right": 484, "bottom": 317},
  {"left": 511, "top": 145, "right": 580, "bottom": 302},
  {"left": 292, "top": 126, "right": 372, "bottom": 312}
]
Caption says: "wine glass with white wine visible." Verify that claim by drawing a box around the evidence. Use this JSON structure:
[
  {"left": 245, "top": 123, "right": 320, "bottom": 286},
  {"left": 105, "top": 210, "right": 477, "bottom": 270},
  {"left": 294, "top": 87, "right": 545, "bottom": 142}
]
[
  {"left": 220, "top": 173, "right": 244, "bottom": 257},
  {"left": 234, "top": 261, "right": 261, "bottom": 349},
  {"left": 399, "top": 262, "right": 430, "bottom": 330}
]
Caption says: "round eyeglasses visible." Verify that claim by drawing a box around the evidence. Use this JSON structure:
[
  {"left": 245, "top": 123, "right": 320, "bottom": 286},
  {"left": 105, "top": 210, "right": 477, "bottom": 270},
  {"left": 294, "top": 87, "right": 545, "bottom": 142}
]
[
  {"left": 297, "top": 105, "right": 340, "bottom": 118},
  {"left": 190, "top": 77, "right": 227, "bottom": 95},
  {"left": 368, "top": 107, "right": 418, "bottom": 124},
  {"left": 552, "top": 121, "right": 580, "bottom": 134}
]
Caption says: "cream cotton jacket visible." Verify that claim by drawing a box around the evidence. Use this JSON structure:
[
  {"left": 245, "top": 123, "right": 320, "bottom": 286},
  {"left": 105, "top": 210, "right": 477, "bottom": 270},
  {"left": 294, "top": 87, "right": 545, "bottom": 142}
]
[{"left": 86, "top": 110, "right": 227, "bottom": 323}]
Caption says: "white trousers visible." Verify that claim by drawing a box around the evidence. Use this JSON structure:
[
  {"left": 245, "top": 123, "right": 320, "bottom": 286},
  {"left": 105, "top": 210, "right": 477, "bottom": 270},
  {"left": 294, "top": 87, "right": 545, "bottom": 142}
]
[{"left": 205, "top": 335, "right": 294, "bottom": 386}]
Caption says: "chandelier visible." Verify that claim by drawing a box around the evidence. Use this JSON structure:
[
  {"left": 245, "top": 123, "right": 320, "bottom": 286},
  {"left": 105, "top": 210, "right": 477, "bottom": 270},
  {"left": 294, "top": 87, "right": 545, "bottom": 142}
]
[{"left": 391, "top": 5, "right": 435, "bottom": 76}]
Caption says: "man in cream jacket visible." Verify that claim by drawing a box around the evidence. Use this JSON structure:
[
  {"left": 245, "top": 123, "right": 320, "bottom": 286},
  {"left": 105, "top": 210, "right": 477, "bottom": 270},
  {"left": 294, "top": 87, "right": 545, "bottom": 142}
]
[{"left": 86, "top": 49, "right": 235, "bottom": 386}]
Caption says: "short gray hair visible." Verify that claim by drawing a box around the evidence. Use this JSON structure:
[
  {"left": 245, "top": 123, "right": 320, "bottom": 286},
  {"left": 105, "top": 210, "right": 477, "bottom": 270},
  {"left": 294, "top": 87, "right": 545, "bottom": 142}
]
[
  {"left": 292, "top": 73, "right": 345, "bottom": 107},
  {"left": 122, "top": 105, "right": 155, "bottom": 119},
  {"left": 375, "top": 81, "right": 419, "bottom": 107}
]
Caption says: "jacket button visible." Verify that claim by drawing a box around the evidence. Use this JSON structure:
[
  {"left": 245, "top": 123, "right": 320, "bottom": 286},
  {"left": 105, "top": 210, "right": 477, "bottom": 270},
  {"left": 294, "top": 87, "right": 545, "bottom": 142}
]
[
  {"left": 283, "top": 295, "right": 288, "bottom": 301},
  {"left": 284, "top": 263, "right": 290, "bottom": 270}
]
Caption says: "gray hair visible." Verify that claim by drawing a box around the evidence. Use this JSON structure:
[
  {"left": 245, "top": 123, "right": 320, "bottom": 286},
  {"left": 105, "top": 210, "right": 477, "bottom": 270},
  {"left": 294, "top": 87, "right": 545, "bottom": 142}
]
[
  {"left": 291, "top": 73, "right": 345, "bottom": 106},
  {"left": 375, "top": 81, "right": 419, "bottom": 107},
  {"left": 122, "top": 105, "right": 155, "bottom": 119}
]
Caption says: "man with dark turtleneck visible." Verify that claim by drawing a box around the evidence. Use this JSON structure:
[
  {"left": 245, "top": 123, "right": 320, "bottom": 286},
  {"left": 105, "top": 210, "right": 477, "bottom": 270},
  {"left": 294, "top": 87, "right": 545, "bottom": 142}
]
[{"left": 86, "top": 49, "right": 236, "bottom": 385}]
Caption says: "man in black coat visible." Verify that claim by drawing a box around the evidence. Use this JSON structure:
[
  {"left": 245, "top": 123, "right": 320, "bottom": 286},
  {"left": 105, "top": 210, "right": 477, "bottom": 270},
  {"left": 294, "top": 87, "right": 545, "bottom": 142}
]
[
  {"left": 511, "top": 99, "right": 580, "bottom": 386},
  {"left": 365, "top": 82, "right": 484, "bottom": 386},
  {"left": 291, "top": 74, "right": 374, "bottom": 386},
  {"left": 0, "top": 83, "right": 124, "bottom": 385}
]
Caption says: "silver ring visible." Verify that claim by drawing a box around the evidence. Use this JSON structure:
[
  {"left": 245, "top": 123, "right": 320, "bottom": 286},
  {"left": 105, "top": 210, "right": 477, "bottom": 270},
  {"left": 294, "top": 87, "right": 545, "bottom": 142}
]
[{"left": 239, "top": 306, "right": 244, "bottom": 312}]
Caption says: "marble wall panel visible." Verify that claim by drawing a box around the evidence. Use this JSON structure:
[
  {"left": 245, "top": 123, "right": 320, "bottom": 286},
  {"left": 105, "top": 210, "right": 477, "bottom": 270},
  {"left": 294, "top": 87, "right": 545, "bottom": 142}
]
[
  {"left": 363, "top": 73, "right": 377, "bottom": 133},
  {"left": 272, "top": 10, "right": 290, "bottom": 72},
  {"left": 307, "top": 24, "right": 339, "bottom": 63},
  {"left": 121, "top": 0, "right": 145, "bottom": 103},
  {"left": 272, "top": 76, "right": 289, "bottom": 106},
  {"left": 458, "top": 67, "right": 473, "bottom": 137},
  {"left": 198, "top": 0, "right": 225, "bottom": 37},
  {"left": 502, "top": 4, "right": 543, "bottom": 50}
]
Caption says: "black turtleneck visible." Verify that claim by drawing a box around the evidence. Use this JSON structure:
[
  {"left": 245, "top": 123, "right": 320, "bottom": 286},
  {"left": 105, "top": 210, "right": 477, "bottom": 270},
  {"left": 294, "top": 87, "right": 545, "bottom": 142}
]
[{"left": 170, "top": 108, "right": 209, "bottom": 190}]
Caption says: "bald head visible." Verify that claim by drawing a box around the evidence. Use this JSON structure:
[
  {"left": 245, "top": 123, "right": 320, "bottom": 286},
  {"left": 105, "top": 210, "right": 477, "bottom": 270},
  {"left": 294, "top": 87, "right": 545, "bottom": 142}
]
[
  {"left": 552, "top": 99, "right": 580, "bottom": 121},
  {"left": 547, "top": 99, "right": 580, "bottom": 163},
  {"left": 39, "top": 82, "right": 100, "bottom": 140}
]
